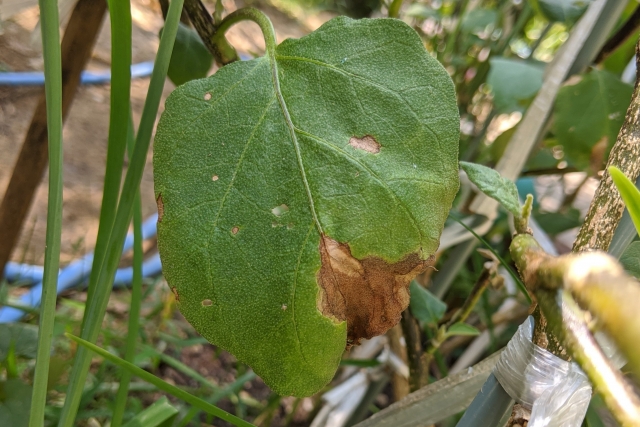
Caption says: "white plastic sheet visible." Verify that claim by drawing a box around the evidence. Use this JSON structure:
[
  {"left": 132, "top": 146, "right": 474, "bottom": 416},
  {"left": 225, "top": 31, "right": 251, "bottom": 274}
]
[{"left": 494, "top": 317, "right": 592, "bottom": 427}]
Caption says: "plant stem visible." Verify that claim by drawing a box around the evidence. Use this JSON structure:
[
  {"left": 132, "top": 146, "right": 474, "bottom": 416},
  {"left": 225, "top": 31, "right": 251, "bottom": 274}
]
[
  {"left": 29, "top": 0, "right": 63, "bottom": 424},
  {"left": 57, "top": 1, "right": 185, "bottom": 425},
  {"left": 400, "top": 309, "right": 427, "bottom": 392},
  {"left": 184, "top": 0, "right": 239, "bottom": 65},
  {"left": 573, "top": 41, "right": 640, "bottom": 252},
  {"left": 212, "top": 7, "right": 278, "bottom": 57},
  {"left": 510, "top": 234, "right": 640, "bottom": 425},
  {"left": 387, "top": 0, "right": 403, "bottom": 18}
]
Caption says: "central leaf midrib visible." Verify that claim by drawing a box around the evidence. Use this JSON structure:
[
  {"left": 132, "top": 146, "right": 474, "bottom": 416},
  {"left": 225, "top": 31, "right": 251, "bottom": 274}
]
[{"left": 268, "top": 54, "right": 324, "bottom": 234}]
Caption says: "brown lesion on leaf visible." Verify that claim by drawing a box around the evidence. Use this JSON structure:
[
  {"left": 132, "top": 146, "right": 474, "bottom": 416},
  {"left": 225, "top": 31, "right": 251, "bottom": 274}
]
[
  {"left": 317, "top": 235, "right": 433, "bottom": 347},
  {"left": 349, "top": 135, "right": 381, "bottom": 154},
  {"left": 156, "top": 194, "right": 164, "bottom": 223},
  {"left": 171, "top": 286, "right": 180, "bottom": 302}
]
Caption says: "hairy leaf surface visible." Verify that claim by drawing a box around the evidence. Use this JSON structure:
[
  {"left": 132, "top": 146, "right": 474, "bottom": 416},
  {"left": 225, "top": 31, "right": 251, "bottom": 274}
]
[{"left": 154, "top": 17, "right": 459, "bottom": 396}]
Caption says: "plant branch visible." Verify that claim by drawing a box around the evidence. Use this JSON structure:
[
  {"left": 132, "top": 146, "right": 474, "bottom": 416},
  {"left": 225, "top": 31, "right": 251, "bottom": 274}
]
[
  {"left": 400, "top": 309, "right": 428, "bottom": 392},
  {"left": 183, "top": 0, "right": 238, "bottom": 65},
  {"left": 573, "top": 40, "right": 640, "bottom": 252},
  {"left": 596, "top": 4, "right": 640, "bottom": 64},
  {"left": 510, "top": 234, "right": 640, "bottom": 426}
]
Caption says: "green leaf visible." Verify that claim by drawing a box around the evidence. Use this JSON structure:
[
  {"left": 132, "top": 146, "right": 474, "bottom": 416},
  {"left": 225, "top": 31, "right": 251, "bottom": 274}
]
[
  {"left": 154, "top": 17, "right": 459, "bottom": 397},
  {"left": 533, "top": 207, "right": 581, "bottom": 236},
  {"left": 162, "top": 23, "right": 214, "bottom": 86},
  {"left": 405, "top": 4, "right": 439, "bottom": 19},
  {"left": 444, "top": 322, "right": 480, "bottom": 339},
  {"left": 0, "top": 323, "right": 38, "bottom": 360},
  {"left": 610, "top": 166, "right": 640, "bottom": 236},
  {"left": 461, "top": 9, "right": 498, "bottom": 34},
  {"left": 409, "top": 280, "right": 446, "bottom": 325},
  {"left": 0, "top": 379, "right": 32, "bottom": 427},
  {"left": 340, "top": 359, "right": 381, "bottom": 367},
  {"left": 555, "top": 70, "right": 633, "bottom": 171},
  {"left": 619, "top": 241, "right": 640, "bottom": 279},
  {"left": 459, "top": 161, "right": 521, "bottom": 217},
  {"left": 121, "top": 397, "right": 179, "bottom": 427},
  {"left": 487, "top": 58, "right": 544, "bottom": 113},
  {"left": 532, "top": 0, "right": 593, "bottom": 23}
]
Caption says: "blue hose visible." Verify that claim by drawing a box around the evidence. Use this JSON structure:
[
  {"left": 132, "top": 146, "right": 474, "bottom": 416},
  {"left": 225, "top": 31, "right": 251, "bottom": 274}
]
[
  {"left": 0, "top": 214, "right": 161, "bottom": 323},
  {"left": 0, "top": 62, "right": 155, "bottom": 86}
]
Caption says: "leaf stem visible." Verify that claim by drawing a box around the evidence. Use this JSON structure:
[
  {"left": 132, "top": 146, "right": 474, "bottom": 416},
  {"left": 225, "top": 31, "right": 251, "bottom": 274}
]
[{"left": 212, "top": 7, "right": 278, "bottom": 59}]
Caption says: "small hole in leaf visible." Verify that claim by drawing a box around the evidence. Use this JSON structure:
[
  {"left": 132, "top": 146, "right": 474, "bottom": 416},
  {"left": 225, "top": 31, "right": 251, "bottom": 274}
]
[
  {"left": 271, "top": 204, "right": 289, "bottom": 217},
  {"left": 212, "top": 175, "right": 219, "bottom": 181},
  {"left": 204, "top": 92, "right": 212, "bottom": 101},
  {"left": 232, "top": 226, "right": 239, "bottom": 235},
  {"left": 202, "top": 299, "right": 212, "bottom": 306}
]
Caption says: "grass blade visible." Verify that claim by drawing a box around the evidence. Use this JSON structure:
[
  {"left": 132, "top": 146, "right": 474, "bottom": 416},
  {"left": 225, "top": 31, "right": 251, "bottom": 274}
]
[
  {"left": 111, "top": 116, "right": 143, "bottom": 427},
  {"left": 85, "top": 0, "right": 132, "bottom": 307},
  {"left": 120, "top": 396, "right": 178, "bottom": 427},
  {"left": 57, "top": 0, "right": 185, "bottom": 424},
  {"left": 66, "top": 334, "right": 255, "bottom": 427},
  {"left": 29, "top": 0, "right": 64, "bottom": 425}
]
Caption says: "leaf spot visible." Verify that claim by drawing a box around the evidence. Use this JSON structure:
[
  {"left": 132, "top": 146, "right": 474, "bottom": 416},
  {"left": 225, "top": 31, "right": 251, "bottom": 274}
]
[
  {"left": 204, "top": 92, "right": 212, "bottom": 101},
  {"left": 231, "top": 226, "right": 239, "bottom": 235},
  {"left": 317, "top": 235, "right": 432, "bottom": 346},
  {"left": 287, "top": 223, "right": 294, "bottom": 230},
  {"left": 281, "top": 304, "right": 288, "bottom": 310},
  {"left": 156, "top": 194, "right": 164, "bottom": 223},
  {"left": 202, "top": 299, "right": 212, "bottom": 306},
  {"left": 171, "top": 286, "right": 179, "bottom": 302},
  {"left": 271, "top": 204, "right": 289, "bottom": 217},
  {"left": 212, "top": 174, "right": 219, "bottom": 181},
  {"left": 349, "top": 135, "right": 380, "bottom": 154}
]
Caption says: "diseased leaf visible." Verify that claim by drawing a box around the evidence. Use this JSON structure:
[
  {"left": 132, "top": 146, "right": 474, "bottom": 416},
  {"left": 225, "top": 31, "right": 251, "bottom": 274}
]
[
  {"left": 532, "top": 0, "right": 593, "bottom": 23},
  {"left": 409, "top": 280, "right": 447, "bottom": 326},
  {"left": 555, "top": 70, "right": 633, "bottom": 171},
  {"left": 610, "top": 166, "right": 640, "bottom": 236},
  {"left": 487, "top": 58, "right": 544, "bottom": 113},
  {"left": 444, "top": 322, "right": 480, "bottom": 338},
  {"left": 154, "top": 17, "right": 460, "bottom": 396},
  {"left": 161, "top": 23, "right": 214, "bottom": 87},
  {"left": 460, "top": 161, "right": 520, "bottom": 217},
  {"left": 620, "top": 241, "right": 640, "bottom": 279}
]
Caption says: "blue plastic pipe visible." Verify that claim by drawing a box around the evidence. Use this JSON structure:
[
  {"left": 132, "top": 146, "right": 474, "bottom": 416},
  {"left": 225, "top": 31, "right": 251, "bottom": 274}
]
[
  {"left": 0, "top": 214, "right": 161, "bottom": 323},
  {"left": 0, "top": 62, "right": 154, "bottom": 86}
]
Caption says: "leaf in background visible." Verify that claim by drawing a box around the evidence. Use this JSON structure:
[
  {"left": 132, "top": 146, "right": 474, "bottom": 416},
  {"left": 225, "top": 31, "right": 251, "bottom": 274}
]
[
  {"left": 461, "top": 9, "right": 498, "bottom": 34},
  {"left": 154, "top": 17, "right": 459, "bottom": 396},
  {"left": 460, "top": 161, "right": 521, "bottom": 217},
  {"left": 555, "top": 70, "right": 633, "bottom": 171},
  {"left": 487, "top": 58, "right": 544, "bottom": 113},
  {"left": 533, "top": 207, "right": 581, "bottom": 236},
  {"left": 532, "top": 0, "right": 593, "bottom": 23},
  {"left": 405, "top": 4, "right": 440, "bottom": 19},
  {"left": 0, "top": 379, "right": 32, "bottom": 427},
  {"left": 444, "top": 322, "right": 480, "bottom": 338},
  {"left": 409, "top": 281, "right": 447, "bottom": 326},
  {"left": 0, "top": 323, "right": 38, "bottom": 360},
  {"left": 161, "top": 23, "right": 214, "bottom": 87},
  {"left": 619, "top": 241, "right": 640, "bottom": 279},
  {"left": 610, "top": 166, "right": 640, "bottom": 235}
]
